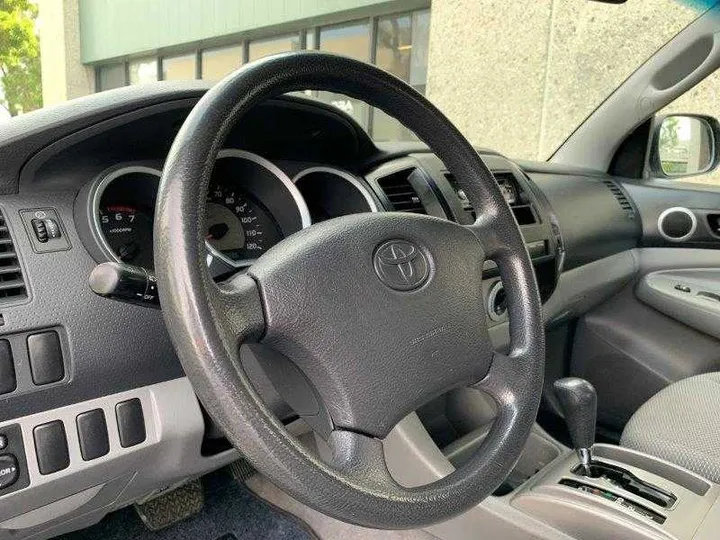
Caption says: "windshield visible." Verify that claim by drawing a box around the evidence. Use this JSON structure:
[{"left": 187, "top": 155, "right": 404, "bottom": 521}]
[{"left": 0, "top": 0, "right": 712, "bottom": 160}]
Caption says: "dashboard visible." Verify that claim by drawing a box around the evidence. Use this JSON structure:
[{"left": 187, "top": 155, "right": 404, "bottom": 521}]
[
  {"left": 0, "top": 84, "right": 644, "bottom": 537},
  {"left": 0, "top": 88, "right": 642, "bottom": 420}
]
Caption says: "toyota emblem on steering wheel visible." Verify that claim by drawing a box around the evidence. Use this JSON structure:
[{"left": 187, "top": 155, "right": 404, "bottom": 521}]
[{"left": 373, "top": 240, "right": 431, "bottom": 291}]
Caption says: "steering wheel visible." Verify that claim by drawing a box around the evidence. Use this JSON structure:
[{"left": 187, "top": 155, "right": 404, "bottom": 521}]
[{"left": 154, "top": 51, "right": 544, "bottom": 530}]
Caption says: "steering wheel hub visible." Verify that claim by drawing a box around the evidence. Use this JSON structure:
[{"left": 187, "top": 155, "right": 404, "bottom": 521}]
[{"left": 250, "top": 212, "right": 492, "bottom": 438}]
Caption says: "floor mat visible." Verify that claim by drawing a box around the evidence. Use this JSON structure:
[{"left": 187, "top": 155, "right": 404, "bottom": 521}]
[{"left": 57, "top": 469, "right": 317, "bottom": 540}]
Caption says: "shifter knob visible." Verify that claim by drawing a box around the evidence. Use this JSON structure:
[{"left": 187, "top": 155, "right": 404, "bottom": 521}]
[{"left": 554, "top": 377, "right": 597, "bottom": 472}]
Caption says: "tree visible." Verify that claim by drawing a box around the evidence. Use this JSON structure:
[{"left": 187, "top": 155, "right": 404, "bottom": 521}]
[
  {"left": 659, "top": 116, "right": 680, "bottom": 153},
  {"left": 0, "top": 0, "right": 41, "bottom": 116}
]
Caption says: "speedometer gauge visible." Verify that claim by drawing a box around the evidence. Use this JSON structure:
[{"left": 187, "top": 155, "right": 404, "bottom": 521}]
[{"left": 205, "top": 183, "right": 282, "bottom": 263}]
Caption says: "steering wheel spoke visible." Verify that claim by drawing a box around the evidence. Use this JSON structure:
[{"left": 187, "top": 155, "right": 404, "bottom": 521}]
[
  {"left": 209, "top": 271, "right": 265, "bottom": 346},
  {"left": 327, "top": 429, "right": 398, "bottom": 491},
  {"left": 465, "top": 214, "right": 503, "bottom": 260},
  {"left": 472, "top": 351, "right": 528, "bottom": 407}
]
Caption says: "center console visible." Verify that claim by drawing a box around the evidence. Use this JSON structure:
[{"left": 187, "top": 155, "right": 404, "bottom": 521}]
[
  {"left": 514, "top": 443, "right": 718, "bottom": 540},
  {"left": 386, "top": 377, "right": 720, "bottom": 540},
  {"left": 512, "top": 378, "right": 719, "bottom": 539}
]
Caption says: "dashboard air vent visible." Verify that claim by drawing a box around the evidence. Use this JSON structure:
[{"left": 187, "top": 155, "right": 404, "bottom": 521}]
[
  {"left": 445, "top": 170, "right": 538, "bottom": 225},
  {"left": 376, "top": 169, "right": 426, "bottom": 214},
  {"left": 603, "top": 180, "right": 634, "bottom": 215},
  {"left": 0, "top": 211, "right": 26, "bottom": 303}
]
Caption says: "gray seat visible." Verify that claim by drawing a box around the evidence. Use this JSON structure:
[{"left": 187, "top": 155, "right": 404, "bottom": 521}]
[{"left": 621, "top": 372, "right": 720, "bottom": 483}]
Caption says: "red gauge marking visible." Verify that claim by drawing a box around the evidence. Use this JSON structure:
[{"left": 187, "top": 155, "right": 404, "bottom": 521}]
[{"left": 104, "top": 205, "right": 137, "bottom": 213}]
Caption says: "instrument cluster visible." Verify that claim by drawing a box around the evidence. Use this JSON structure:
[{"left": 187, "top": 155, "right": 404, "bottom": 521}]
[{"left": 88, "top": 150, "right": 378, "bottom": 275}]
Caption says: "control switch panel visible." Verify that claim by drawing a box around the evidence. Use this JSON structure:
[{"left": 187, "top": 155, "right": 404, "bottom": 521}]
[{"left": 19, "top": 208, "right": 70, "bottom": 253}]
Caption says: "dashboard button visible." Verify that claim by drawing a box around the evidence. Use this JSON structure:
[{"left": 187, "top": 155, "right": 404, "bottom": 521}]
[
  {"left": 33, "top": 421, "right": 69, "bottom": 474},
  {"left": 27, "top": 331, "right": 64, "bottom": 385},
  {"left": 116, "top": 399, "right": 146, "bottom": 448},
  {"left": 0, "top": 454, "right": 19, "bottom": 489},
  {"left": 76, "top": 409, "right": 109, "bottom": 461},
  {"left": 0, "top": 340, "right": 16, "bottom": 395}
]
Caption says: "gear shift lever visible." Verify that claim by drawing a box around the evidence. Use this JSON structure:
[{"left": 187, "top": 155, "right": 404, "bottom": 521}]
[{"left": 553, "top": 377, "right": 597, "bottom": 474}]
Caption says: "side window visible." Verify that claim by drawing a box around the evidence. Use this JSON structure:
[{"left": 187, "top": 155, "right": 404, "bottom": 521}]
[{"left": 654, "top": 70, "right": 720, "bottom": 186}]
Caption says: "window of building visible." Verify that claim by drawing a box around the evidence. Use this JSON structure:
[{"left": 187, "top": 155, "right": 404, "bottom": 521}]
[
  {"left": 376, "top": 14, "right": 412, "bottom": 81},
  {"left": 162, "top": 53, "right": 197, "bottom": 81},
  {"left": 92, "top": 9, "right": 431, "bottom": 141},
  {"left": 372, "top": 10, "right": 430, "bottom": 141},
  {"left": 128, "top": 58, "right": 158, "bottom": 85},
  {"left": 408, "top": 10, "right": 430, "bottom": 90},
  {"left": 319, "top": 21, "right": 370, "bottom": 61},
  {"left": 248, "top": 34, "right": 301, "bottom": 62},
  {"left": 202, "top": 45, "right": 243, "bottom": 81},
  {"left": 305, "top": 29, "right": 317, "bottom": 50},
  {"left": 316, "top": 21, "right": 372, "bottom": 129},
  {"left": 97, "top": 63, "right": 126, "bottom": 91}
]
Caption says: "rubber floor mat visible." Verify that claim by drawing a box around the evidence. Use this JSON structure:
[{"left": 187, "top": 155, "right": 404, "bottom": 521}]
[{"left": 57, "top": 469, "right": 317, "bottom": 540}]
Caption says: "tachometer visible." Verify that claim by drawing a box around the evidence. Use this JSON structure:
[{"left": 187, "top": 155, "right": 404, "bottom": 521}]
[
  {"left": 205, "top": 183, "right": 283, "bottom": 263},
  {"left": 91, "top": 167, "right": 161, "bottom": 269}
]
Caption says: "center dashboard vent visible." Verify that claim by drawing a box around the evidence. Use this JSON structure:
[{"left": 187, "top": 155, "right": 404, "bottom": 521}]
[
  {"left": 376, "top": 168, "right": 427, "bottom": 214},
  {"left": 603, "top": 180, "right": 635, "bottom": 216},
  {"left": 0, "top": 211, "right": 26, "bottom": 303},
  {"left": 446, "top": 171, "right": 537, "bottom": 226}
]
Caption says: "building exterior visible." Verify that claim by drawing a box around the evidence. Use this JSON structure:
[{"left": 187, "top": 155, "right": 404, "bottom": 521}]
[
  {"left": 38, "top": 0, "right": 711, "bottom": 163},
  {"left": 38, "top": 0, "right": 431, "bottom": 143}
]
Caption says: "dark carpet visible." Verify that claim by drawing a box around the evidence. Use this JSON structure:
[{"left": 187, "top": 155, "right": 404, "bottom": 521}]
[{"left": 57, "top": 470, "right": 317, "bottom": 540}]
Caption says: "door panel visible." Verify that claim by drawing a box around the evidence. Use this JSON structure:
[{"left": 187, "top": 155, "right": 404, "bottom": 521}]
[
  {"left": 566, "top": 178, "right": 720, "bottom": 435},
  {"left": 637, "top": 268, "right": 720, "bottom": 340},
  {"left": 571, "top": 272, "right": 720, "bottom": 431}
]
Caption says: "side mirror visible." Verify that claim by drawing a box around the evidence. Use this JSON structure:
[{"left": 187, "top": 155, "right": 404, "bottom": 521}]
[{"left": 650, "top": 114, "right": 720, "bottom": 179}]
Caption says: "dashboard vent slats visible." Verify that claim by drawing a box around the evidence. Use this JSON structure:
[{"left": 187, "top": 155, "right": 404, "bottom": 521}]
[
  {"left": 0, "top": 211, "right": 27, "bottom": 303},
  {"left": 376, "top": 169, "right": 426, "bottom": 214},
  {"left": 603, "top": 180, "right": 634, "bottom": 214}
]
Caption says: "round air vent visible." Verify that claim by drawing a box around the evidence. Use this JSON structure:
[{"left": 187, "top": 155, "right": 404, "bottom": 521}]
[{"left": 658, "top": 207, "right": 697, "bottom": 242}]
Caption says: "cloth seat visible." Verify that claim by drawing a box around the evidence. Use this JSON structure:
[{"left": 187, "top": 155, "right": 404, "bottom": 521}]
[{"left": 621, "top": 372, "right": 720, "bottom": 483}]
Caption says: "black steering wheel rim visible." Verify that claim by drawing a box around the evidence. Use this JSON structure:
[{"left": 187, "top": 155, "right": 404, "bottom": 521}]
[{"left": 155, "top": 51, "right": 544, "bottom": 529}]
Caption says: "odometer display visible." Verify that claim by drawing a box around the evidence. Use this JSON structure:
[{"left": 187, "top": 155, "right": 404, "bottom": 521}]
[{"left": 205, "top": 183, "right": 283, "bottom": 263}]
